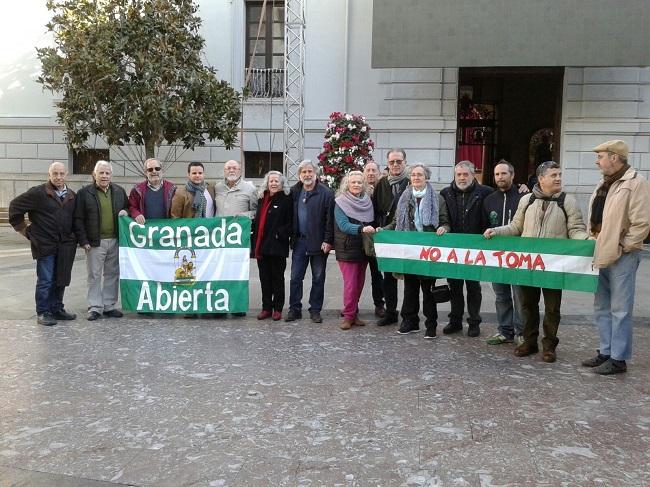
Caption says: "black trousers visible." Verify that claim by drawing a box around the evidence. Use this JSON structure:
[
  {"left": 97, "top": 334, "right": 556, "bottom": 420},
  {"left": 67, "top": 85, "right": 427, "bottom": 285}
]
[
  {"left": 382, "top": 271, "right": 399, "bottom": 315},
  {"left": 401, "top": 274, "right": 438, "bottom": 330},
  {"left": 448, "top": 278, "right": 482, "bottom": 326},
  {"left": 367, "top": 256, "right": 385, "bottom": 307},
  {"left": 520, "top": 286, "right": 562, "bottom": 351},
  {"left": 257, "top": 256, "right": 287, "bottom": 312}
]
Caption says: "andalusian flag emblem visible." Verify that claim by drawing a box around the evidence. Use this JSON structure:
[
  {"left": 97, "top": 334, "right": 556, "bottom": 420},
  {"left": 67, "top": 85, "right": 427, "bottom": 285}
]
[
  {"left": 118, "top": 216, "right": 250, "bottom": 313},
  {"left": 374, "top": 231, "right": 598, "bottom": 293}
]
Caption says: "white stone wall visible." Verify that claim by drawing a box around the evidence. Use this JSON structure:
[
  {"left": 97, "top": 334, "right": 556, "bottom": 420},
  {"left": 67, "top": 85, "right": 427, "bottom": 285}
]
[{"left": 561, "top": 66, "right": 650, "bottom": 212}]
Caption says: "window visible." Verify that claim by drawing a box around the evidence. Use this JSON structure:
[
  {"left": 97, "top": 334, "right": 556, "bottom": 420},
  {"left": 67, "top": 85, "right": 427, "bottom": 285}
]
[
  {"left": 72, "top": 148, "right": 110, "bottom": 175},
  {"left": 245, "top": 1, "right": 284, "bottom": 98},
  {"left": 244, "top": 151, "right": 283, "bottom": 178}
]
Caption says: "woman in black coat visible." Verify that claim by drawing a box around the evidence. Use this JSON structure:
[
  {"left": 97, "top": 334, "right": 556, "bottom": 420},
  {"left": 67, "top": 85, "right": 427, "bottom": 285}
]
[{"left": 252, "top": 171, "right": 293, "bottom": 320}]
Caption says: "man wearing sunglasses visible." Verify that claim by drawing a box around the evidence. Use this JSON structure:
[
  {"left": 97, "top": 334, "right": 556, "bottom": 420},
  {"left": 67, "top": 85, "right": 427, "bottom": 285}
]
[{"left": 128, "top": 158, "right": 177, "bottom": 224}]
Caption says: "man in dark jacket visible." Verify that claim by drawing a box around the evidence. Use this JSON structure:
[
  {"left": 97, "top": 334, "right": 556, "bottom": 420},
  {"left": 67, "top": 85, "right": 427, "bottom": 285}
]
[
  {"left": 372, "top": 148, "right": 410, "bottom": 326},
  {"left": 440, "top": 160, "right": 493, "bottom": 337},
  {"left": 9, "top": 162, "right": 78, "bottom": 326},
  {"left": 286, "top": 160, "right": 334, "bottom": 323},
  {"left": 128, "top": 158, "right": 176, "bottom": 223},
  {"left": 74, "top": 161, "right": 128, "bottom": 321},
  {"left": 482, "top": 160, "right": 525, "bottom": 346}
]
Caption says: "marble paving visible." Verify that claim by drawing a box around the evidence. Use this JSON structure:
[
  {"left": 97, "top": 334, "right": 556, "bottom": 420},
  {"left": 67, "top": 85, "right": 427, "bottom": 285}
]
[{"left": 1, "top": 314, "right": 649, "bottom": 487}]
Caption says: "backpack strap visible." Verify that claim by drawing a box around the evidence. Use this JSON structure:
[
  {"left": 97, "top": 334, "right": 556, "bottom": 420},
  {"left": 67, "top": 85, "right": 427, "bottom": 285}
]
[{"left": 525, "top": 192, "right": 568, "bottom": 222}]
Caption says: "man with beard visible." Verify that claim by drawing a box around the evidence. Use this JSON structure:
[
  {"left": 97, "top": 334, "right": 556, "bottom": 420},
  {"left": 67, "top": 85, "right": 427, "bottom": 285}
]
[
  {"left": 215, "top": 160, "right": 257, "bottom": 219},
  {"left": 372, "top": 149, "right": 410, "bottom": 326},
  {"left": 363, "top": 160, "right": 386, "bottom": 318},
  {"left": 128, "top": 158, "right": 176, "bottom": 223},
  {"left": 286, "top": 160, "right": 334, "bottom": 323},
  {"left": 482, "top": 160, "right": 525, "bottom": 346},
  {"left": 440, "top": 160, "right": 493, "bottom": 337},
  {"left": 9, "top": 162, "right": 78, "bottom": 326}
]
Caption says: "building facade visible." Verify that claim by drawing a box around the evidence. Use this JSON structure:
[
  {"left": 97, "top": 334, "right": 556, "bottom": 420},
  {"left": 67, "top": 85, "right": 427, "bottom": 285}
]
[{"left": 1, "top": 0, "right": 649, "bottom": 211}]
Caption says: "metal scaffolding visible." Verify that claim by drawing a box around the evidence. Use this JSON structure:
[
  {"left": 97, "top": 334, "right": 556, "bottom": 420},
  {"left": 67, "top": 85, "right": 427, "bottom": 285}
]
[{"left": 283, "top": 0, "right": 305, "bottom": 183}]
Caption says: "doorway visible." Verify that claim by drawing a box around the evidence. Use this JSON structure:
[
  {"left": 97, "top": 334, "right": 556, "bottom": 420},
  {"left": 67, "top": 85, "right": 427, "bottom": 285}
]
[{"left": 456, "top": 67, "right": 564, "bottom": 186}]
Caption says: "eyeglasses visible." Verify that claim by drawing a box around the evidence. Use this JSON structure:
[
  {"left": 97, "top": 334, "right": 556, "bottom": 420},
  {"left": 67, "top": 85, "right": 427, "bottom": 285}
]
[
  {"left": 387, "top": 160, "right": 404, "bottom": 166},
  {"left": 146, "top": 167, "right": 162, "bottom": 173}
]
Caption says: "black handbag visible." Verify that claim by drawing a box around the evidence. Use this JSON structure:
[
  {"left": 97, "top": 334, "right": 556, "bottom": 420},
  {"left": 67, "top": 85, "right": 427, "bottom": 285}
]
[{"left": 431, "top": 282, "right": 451, "bottom": 303}]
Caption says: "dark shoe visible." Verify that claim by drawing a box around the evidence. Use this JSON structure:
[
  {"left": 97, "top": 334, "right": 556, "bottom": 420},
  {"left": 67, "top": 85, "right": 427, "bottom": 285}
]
[
  {"left": 285, "top": 309, "right": 302, "bottom": 322},
  {"left": 257, "top": 310, "right": 272, "bottom": 320},
  {"left": 232, "top": 312, "right": 246, "bottom": 317},
  {"left": 397, "top": 322, "right": 420, "bottom": 335},
  {"left": 103, "top": 309, "right": 123, "bottom": 318},
  {"left": 52, "top": 309, "right": 76, "bottom": 320},
  {"left": 37, "top": 312, "right": 57, "bottom": 326},
  {"left": 377, "top": 312, "right": 398, "bottom": 326},
  {"left": 593, "top": 358, "right": 627, "bottom": 375},
  {"left": 542, "top": 350, "right": 557, "bottom": 363},
  {"left": 424, "top": 327, "right": 437, "bottom": 339},
  {"left": 581, "top": 350, "right": 610, "bottom": 368},
  {"left": 467, "top": 324, "right": 480, "bottom": 337},
  {"left": 272, "top": 311, "right": 282, "bottom": 321},
  {"left": 184, "top": 314, "right": 198, "bottom": 319},
  {"left": 442, "top": 322, "right": 463, "bottom": 335},
  {"left": 310, "top": 311, "right": 323, "bottom": 323},
  {"left": 514, "top": 343, "right": 539, "bottom": 357},
  {"left": 374, "top": 305, "right": 386, "bottom": 318},
  {"left": 87, "top": 311, "right": 101, "bottom": 321}
]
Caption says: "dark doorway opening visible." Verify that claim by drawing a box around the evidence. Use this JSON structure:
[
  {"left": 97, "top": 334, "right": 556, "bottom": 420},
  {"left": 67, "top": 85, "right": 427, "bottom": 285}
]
[{"left": 457, "top": 67, "right": 564, "bottom": 187}]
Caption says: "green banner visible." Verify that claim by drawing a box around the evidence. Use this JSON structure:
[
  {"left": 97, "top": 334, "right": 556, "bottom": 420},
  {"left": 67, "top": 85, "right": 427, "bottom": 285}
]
[{"left": 118, "top": 216, "right": 251, "bottom": 313}]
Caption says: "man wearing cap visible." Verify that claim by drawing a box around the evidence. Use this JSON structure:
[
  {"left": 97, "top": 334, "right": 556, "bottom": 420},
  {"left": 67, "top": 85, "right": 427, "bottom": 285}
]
[{"left": 582, "top": 140, "right": 650, "bottom": 375}]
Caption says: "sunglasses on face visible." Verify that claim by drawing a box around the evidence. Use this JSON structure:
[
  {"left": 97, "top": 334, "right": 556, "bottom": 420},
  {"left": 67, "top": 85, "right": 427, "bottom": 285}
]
[{"left": 146, "top": 167, "right": 162, "bottom": 173}]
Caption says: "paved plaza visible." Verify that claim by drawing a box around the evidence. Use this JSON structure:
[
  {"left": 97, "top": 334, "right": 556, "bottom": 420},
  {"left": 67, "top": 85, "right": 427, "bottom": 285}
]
[{"left": 1, "top": 227, "right": 649, "bottom": 486}]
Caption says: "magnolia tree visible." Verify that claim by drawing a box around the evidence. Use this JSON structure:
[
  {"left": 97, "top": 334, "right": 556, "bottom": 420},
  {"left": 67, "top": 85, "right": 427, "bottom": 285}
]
[
  {"left": 317, "top": 112, "right": 375, "bottom": 189},
  {"left": 37, "top": 0, "right": 241, "bottom": 172}
]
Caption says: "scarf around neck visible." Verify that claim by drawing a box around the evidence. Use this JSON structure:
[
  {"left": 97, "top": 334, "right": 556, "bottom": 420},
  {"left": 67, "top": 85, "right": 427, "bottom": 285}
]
[
  {"left": 335, "top": 191, "right": 374, "bottom": 222},
  {"left": 186, "top": 181, "right": 207, "bottom": 218},
  {"left": 396, "top": 182, "right": 439, "bottom": 232},
  {"left": 590, "top": 162, "right": 630, "bottom": 231}
]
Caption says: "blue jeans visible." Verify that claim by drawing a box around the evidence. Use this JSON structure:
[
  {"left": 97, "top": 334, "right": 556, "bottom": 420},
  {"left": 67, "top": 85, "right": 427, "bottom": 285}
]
[
  {"left": 492, "top": 282, "right": 523, "bottom": 339},
  {"left": 35, "top": 254, "right": 65, "bottom": 315},
  {"left": 594, "top": 251, "right": 640, "bottom": 361},
  {"left": 289, "top": 238, "right": 328, "bottom": 313}
]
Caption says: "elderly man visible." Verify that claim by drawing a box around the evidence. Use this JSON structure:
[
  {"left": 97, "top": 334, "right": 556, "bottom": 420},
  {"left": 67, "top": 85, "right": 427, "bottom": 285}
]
[
  {"left": 171, "top": 162, "right": 215, "bottom": 218},
  {"left": 440, "top": 160, "right": 493, "bottom": 337},
  {"left": 485, "top": 161, "right": 588, "bottom": 363},
  {"left": 363, "top": 160, "right": 385, "bottom": 317},
  {"left": 9, "top": 162, "right": 78, "bottom": 326},
  {"left": 215, "top": 159, "right": 257, "bottom": 218},
  {"left": 74, "top": 161, "right": 129, "bottom": 321},
  {"left": 128, "top": 158, "right": 176, "bottom": 223},
  {"left": 286, "top": 160, "right": 334, "bottom": 323},
  {"left": 581, "top": 140, "right": 650, "bottom": 375},
  {"left": 482, "top": 160, "right": 525, "bottom": 346},
  {"left": 373, "top": 149, "right": 410, "bottom": 326}
]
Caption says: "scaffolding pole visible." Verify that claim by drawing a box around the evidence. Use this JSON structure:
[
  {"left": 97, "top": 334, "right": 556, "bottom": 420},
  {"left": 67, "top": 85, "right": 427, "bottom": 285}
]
[{"left": 283, "top": 0, "right": 305, "bottom": 183}]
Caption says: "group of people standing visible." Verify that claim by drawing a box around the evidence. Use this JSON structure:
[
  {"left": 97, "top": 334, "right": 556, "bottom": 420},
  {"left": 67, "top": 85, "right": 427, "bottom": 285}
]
[{"left": 9, "top": 139, "right": 650, "bottom": 375}]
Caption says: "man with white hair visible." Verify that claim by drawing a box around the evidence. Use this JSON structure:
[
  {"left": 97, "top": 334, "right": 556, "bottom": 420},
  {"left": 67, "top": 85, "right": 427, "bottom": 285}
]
[
  {"left": 215, "top": 159, "right": 257, "bottom": 218},
  {"left": 440, "top": 160, "right": 493, "bottom": 337},
  {"left": 74, "top": 161, "right": 128, "bottom": 321},
  {"left": 9, "top": 162, "right": 78, "bottom": 326},
  {"left": 286, "top": 160, "right": 334, "bottom": 323},
  {"left": 128, "top": 158, "right": 176, "bottom": 223}
]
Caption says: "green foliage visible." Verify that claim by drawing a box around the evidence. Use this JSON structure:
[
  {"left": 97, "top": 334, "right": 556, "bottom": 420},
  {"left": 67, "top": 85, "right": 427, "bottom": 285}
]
[{"left": 37, "top": 0, "right": 242, "bottom": 160}]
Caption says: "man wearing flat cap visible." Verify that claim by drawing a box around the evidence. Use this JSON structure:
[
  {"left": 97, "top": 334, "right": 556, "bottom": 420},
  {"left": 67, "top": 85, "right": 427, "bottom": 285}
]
[{"left": 582, "top": 140, "right": 650, "bottom": 375}]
